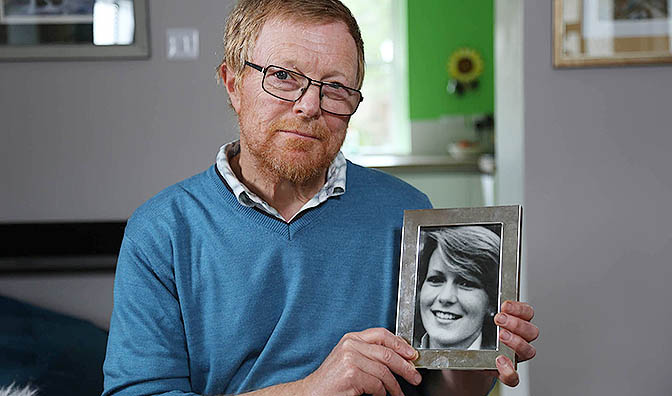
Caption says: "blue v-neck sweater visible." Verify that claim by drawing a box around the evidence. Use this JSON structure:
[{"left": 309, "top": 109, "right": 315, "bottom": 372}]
[{"left": 103, "top": 162, "right": 431, "bottom": 396}]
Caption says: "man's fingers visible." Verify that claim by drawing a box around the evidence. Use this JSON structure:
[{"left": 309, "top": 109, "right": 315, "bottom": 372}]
[
  {"left": 501, "top": 300, "right": 534, "bottom": 321},
  {"left": 498, "top": 329, "right": 537, "bottom": 362},
  {"left": 353, "top": 328, "right": 418, "bottom": 361},
  {"left": 495, "top": 355, "right": 519, "bottom": 387},
  {"left": 350, "top": 370, "right": 388, "bottom": 396},
  {"left": 344, "top": 337, "right": 421, "bottom": 387},
  {"left": 494, "top": 312, "right": 539, "bottom": 343},
  {"left": 355, "top": 357, "right": 405, "bottom": 396}
]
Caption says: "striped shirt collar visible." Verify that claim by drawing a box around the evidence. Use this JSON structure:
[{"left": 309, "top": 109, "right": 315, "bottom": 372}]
[{"left": 215, "top": 140, "right": 346, "bottom": 222}]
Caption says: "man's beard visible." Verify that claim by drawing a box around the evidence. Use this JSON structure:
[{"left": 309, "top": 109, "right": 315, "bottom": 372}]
[{"left": 239, "top": 113, "right": 345, "bottom": 185}]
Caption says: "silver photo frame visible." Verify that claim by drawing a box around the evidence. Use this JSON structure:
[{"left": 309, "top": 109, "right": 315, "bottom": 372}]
[{"left": 396, "top": 205, "right": 522, "bottom": 370}]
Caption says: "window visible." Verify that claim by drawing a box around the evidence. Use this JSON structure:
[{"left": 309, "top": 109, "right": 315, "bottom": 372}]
[{"left": 341, "top": 0, "right": 410, "bottom": 155}]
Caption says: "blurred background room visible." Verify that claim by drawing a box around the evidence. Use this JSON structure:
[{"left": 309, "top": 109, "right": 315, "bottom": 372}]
[{"left": 1, "top": 0, "right": 671, "bottom": 395}]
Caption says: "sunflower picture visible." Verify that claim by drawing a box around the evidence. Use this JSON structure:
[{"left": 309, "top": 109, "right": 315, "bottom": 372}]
[
  {"left": 446, "top": 48, "right": 484, "bottom": 95},
  {"left": 448, "top": 48, "right": 484, "bottom": 83}
]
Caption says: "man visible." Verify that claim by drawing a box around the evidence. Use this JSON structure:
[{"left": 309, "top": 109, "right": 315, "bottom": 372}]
[{"left": 102, "top": 1, "right": 539, "bottom": 395}]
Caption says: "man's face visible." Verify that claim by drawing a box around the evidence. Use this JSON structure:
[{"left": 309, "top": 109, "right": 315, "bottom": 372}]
[{"left": 231, "top": 17, "right": 359, "bottom": 184}]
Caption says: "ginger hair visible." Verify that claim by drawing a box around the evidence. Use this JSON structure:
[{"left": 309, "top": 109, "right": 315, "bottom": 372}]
[{"left": 218, "top": 0, "right": 365, "bottom": 90}]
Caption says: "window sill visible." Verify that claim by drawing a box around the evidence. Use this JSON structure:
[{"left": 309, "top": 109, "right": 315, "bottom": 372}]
[{"left": 348, "top": 154, "right": 488, "bottom": 173}]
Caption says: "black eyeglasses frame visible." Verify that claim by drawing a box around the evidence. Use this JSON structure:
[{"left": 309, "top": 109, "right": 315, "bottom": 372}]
[{"left": 244, "top": 61, "right": 363, "bottom": 117}]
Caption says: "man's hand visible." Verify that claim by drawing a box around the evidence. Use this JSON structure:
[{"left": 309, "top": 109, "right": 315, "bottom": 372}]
[
  {"left": 424, "top": 300, "right": 539, "bottom": 395},
  {"left": 491, "top": 300, "right": 539, "bottom": 387},
  {"left": 247, "top": 303, "right": 538, "bottom": 396},
  {"left": 299, "top": 328, "right": 422, "bottom": 396}
]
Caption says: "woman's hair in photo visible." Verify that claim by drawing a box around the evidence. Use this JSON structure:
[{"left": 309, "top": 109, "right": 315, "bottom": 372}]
[{"left": 414, "top": 225, "right": 501, "bottom": 348}]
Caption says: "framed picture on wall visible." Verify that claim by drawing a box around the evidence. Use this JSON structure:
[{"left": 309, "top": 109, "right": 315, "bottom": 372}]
[
  {"left": 0, "top": 0, "right": 149, "bottom": 60},
  {"left": 553, "top": 0, "right": 672, "bottom": 67},
  {"left": 395, "top": 205, "right": 522, "bottom": 370}
]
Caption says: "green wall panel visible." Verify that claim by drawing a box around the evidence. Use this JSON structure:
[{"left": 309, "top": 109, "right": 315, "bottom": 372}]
[{"left": 408, "top": 0, "right": 494, "bottom": 120}]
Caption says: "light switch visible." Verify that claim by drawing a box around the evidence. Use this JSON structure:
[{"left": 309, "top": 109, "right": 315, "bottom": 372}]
[{"left": 166, "top": 28, "right": 199, "bottom": 60}]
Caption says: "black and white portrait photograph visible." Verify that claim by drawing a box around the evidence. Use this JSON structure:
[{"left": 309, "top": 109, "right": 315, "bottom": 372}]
[
  {"left": 612, "top": 0, "right": 669, "bottom": 20},
  {"left": 583, "top": 0, "right": 672, "bottom": 39},
  {"left": 396, "top": 205, "right": 521, "bottom": 369},
  {"left": 413, "top": 224, "right": 501, "bottom": 351}
]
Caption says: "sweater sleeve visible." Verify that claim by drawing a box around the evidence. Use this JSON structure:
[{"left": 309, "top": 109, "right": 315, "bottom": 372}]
[{"left": 102, "top": 235, "right": 199, "bottom": 396}]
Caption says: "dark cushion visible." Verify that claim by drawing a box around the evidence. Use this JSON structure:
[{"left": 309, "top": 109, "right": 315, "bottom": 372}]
[{"left": 0, "top": 295, "right": 108, "bottom": 395}]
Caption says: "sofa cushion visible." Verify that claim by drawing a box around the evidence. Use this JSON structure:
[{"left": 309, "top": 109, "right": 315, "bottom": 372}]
[{"left": 0, "top": 295, "right": 108, "bottom": 395}]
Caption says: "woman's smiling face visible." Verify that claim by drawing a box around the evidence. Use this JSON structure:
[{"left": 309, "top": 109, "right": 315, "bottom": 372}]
[{"left": 419, "top": 248, "right": 490, "bottom": 349}]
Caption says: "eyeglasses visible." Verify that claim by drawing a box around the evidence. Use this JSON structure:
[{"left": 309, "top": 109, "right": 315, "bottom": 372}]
[{"left": 244, "top": 61, "right": 363, "bottom": 116}]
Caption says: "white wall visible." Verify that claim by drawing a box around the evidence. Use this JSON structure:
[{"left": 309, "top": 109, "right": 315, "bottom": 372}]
[
  {"left": 495, "top": 2, "right": 528, "bottom": 395},
  {"left": 523, "top": 2, "right": 672, "bottom": 395},
  {"left": 0, "top": 273, "right": 114, "bottom": 329},
  {"left": 0, "top": 0, "right": 239, "bottom": 222},
  {"left": 0, "top": 0, "right": 238, "bottom": 329}
]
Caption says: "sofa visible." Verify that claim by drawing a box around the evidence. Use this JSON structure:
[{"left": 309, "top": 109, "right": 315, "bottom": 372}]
[{"left": 0, "top": 295, "right": 108, "bottom": 395}]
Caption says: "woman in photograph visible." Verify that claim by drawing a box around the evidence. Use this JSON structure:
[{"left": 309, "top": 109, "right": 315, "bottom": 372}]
[{"left": 415, "top": 226, "right": 500, "bottom": 350}]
